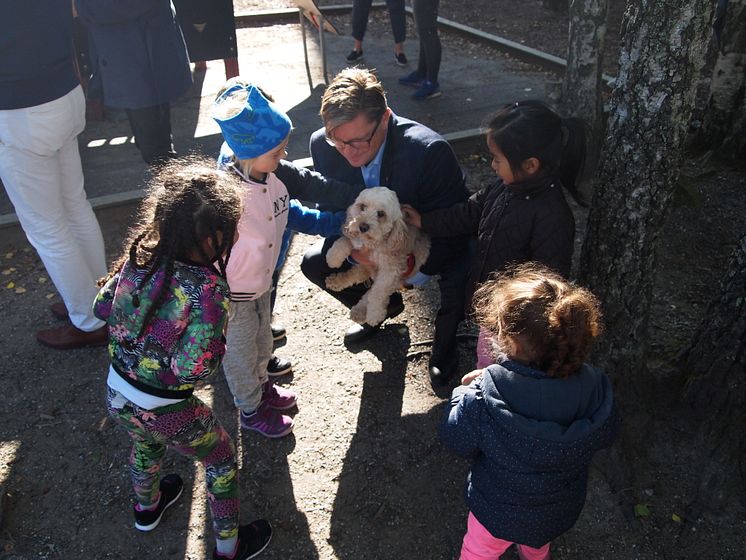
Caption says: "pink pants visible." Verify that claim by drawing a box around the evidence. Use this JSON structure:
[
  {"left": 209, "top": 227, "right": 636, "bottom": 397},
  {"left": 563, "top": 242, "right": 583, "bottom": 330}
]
[
  {"left": 460, "top": 513, "right": 551, "bottom": 560},
  {"left": 476, "top": 328, "right": 494, "bottom": 369}
]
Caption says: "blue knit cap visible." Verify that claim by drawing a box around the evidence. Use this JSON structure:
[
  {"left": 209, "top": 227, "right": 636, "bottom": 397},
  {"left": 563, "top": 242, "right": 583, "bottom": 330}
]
[{"left": 212, "top": 83, "right": 292, "bottom": 159}]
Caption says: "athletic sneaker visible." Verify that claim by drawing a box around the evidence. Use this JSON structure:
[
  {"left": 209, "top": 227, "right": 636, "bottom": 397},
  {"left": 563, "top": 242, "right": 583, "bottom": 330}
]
[
  {"left": 262, "top": 380, "right": 297, "bottom": 410},
  {"left": 240, "top": 403, "right": 294, "bottom": 438},
  {"left": 270, "top": 324, "right": 286, "bottom": 341},
  {"left": 412, "top": 79, "right": 441, "bottom": 100},
  {"left": 213, "top": 519, "right": 272, "bottom": 560},
  {"left": 266, "top": 355, "right": 292, "bottom": 377},
  {"left": 394, "top": 51, "right": 408, "bottom": 66},
  {"left": 133, "top": 474, "right": 184, "bottom": 531},
  {"left": 398, "top": 71, "right": 424, "bottom": 88},
  {"left": 346, "top": 49, "right": 363, "bottom": 63}
]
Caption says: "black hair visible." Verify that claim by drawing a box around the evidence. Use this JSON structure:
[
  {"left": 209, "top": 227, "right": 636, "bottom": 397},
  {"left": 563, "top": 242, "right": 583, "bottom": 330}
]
[
  {"left": 486, "top": 100, "right": 591, "bottom": 206},
  {"left": 103, "top": 156, "right": 242, "bottom": 338}
]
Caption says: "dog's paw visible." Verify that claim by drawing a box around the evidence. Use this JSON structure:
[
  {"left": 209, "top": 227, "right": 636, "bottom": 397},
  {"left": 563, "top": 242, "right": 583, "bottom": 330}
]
[
  {"left": 326, "top": 241, "right": 349, "bottom": 269},
  {"left": 326, "top": 252, "right": 346, "bottom": 269},
  {"left": 365, "top": 305, "right": 387, "bottom": 327},
  {"left": 350, "top": 302, "right": 368, "bottom": 324},
  {"left": 326, "top": 273, "right": 347, "bottom": 292}
]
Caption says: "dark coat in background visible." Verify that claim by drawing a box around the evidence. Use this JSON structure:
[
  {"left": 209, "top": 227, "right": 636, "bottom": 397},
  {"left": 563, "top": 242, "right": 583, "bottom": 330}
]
[
  {"left": 75, "top": 0, "right": 192, "bottom": 109},
  {"left": 173, "top": 0, "right": 238, "bottom": 62}
]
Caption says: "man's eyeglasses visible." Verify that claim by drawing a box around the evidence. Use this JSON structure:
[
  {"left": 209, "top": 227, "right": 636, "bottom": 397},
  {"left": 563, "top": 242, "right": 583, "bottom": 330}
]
[{"left": 325, "top": 116, "right": 382, "bottom": 150}]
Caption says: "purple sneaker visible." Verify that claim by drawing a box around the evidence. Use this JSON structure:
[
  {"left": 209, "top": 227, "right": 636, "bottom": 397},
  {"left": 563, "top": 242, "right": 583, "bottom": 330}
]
[
  {"left": 262, "top": 381, "right": 297, "bottom": 410},
  {"left": 240, "top": 403, "right": 294, "bottom": 438}
]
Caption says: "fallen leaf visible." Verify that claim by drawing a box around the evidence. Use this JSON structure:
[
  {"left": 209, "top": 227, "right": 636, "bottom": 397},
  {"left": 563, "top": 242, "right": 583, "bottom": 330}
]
[
  {"left": 1, "top": 268, "right": 14, "bottom": 275},
  {"left": 45, "top": 293, "right": 55, "bottom": 299},
  {"left": 634, "top": 503, "right": 651, "bottom": 518},
  {"left": 6, "top": 281, "right": 15, "bottom": 289},
  {"left": 4, "top": 252, "right": 13, "bottom": 259},
  {"left": 38, "top": 277, "right": 47, "bottom": 284},
  {"left": 672, "top": 513, "right": 681, "bottom": 523},
  {"left": 14, "top": 286, "right": 26, "bottom": 294}
]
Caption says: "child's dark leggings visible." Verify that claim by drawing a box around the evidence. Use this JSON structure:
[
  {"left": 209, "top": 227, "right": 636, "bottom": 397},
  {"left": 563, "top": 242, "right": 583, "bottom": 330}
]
[{"left": 107, "top": 388, "right": 240, "bottom": 542}]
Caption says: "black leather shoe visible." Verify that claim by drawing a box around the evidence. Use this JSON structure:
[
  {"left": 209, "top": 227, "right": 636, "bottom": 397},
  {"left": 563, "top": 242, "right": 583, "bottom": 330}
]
[
  {"left": 428, "top": 364, "right": 453, "bottom": 387},
  {"left": 428, "top": 351, "right": 458, "bottom": 388},
  {"left": 343, "top": 299, "right": 405, "bottom": 344}
]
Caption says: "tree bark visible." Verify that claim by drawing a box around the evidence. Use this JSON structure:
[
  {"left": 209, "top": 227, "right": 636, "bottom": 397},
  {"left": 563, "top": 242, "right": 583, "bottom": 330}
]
[
  {"left": 679, "top": 234, "right": 746, "bottom": 512},
  {"left": 578, "top": 0, "right": 714, "bottom": 398},
  {"left": 562, "top": 0, "right": 608, "bottom": 135},
  {"left": 700, "top": 0, "right": 746, "bottom": 161}
]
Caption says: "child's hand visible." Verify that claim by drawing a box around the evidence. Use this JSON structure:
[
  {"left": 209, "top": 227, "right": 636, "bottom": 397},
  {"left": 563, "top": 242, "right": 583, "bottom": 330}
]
[
  {"left": 461, "top": 369, "right": 483, "bottom": 385},
  {"left": 401, "top": 204, "right": 422, "bottom": 228}
]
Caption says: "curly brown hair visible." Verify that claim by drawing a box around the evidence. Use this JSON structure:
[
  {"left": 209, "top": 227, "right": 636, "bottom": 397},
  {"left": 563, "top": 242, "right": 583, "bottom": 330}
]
[
  {"left": 103, "top": 156, "right": 243, "bottom": 337},
  {"left": 472, "top": 263, "right": 603, "bottom": 378}
]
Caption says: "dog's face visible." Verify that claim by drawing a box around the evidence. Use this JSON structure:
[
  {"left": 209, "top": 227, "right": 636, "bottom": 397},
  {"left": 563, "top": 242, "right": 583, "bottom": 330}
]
[{"left": 343, "top": 187, "right": 403, "bottom": 246}]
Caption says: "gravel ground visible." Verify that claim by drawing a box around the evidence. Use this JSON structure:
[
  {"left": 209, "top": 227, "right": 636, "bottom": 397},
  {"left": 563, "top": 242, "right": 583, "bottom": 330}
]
[{"left": 1, "top": 3, "right": 745, "bottom": 560}]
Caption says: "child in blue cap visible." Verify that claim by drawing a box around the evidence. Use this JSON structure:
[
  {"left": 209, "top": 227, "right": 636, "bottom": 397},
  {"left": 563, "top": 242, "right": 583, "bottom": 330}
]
[{"left": 212, "top": 80, "right": 345, "bottom": 438}]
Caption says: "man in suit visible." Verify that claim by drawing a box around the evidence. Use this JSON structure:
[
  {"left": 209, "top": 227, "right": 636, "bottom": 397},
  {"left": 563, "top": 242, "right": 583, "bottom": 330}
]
[{"left": 280, "top": 67, "right": 469, "bottom": 386}]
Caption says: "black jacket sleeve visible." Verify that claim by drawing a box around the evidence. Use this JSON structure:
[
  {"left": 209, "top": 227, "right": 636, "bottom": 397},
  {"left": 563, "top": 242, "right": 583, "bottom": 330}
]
[
  {"left": 274, "top": 160, "right": 364, "bottom": 211},
  {"left": 420, "top": 186, "right": 488, "bottom": 238}
]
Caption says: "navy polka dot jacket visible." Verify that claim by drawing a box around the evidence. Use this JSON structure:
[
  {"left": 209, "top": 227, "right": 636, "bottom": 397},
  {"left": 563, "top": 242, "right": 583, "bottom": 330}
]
[{"left": 439, "top": 358, "right": 619, "bottom": 548}]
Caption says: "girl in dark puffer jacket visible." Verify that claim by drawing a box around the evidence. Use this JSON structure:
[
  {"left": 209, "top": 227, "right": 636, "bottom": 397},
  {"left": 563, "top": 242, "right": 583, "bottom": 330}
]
[{"left": 403, "top": 100, "right": 590, "bottom": 369}]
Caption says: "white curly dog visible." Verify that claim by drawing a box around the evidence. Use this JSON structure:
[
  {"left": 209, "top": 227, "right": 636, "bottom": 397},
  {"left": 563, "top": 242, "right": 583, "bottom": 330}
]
[{"left": 325, "top": 187, "right": 430, "bottom": 326}]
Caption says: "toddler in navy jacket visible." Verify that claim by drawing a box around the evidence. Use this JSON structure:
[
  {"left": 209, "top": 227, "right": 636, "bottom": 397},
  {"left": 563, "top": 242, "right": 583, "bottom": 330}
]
[{"left": 440, "top": 263, "right": 619, "bottom": 560}]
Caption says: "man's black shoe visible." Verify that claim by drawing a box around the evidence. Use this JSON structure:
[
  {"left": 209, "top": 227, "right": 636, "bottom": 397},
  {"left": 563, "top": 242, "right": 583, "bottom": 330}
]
[
  {"left": 343, "top": 299, "right": 405, "bottom": 344},
  {"left": 428, "top": 364, "right": 453, "bottom": 387},
  {"left": 428, "top": 352, "right": 458, "bottom": 388}
]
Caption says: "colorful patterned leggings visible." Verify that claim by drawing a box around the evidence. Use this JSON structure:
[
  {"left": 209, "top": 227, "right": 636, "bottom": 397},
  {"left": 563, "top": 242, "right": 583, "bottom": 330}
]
[{"left": 107, "top": 388, "right": 240, "bottom": 541}]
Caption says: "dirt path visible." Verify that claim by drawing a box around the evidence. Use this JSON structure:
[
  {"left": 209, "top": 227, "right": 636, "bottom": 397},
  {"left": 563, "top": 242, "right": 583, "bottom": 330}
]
[{"left": 2, "top": 2, "right": 746, "bottom": 559}]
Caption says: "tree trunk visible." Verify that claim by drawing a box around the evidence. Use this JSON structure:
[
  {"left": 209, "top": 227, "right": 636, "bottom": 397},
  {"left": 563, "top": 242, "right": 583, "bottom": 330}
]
[
  {"left": 679, "top": 235, "right": 746, "bottom": 512},
  {"left": 578, "top": 0, "right": 713, "bottom": 398},
  {"left": 562, "top": 0, "right": 608, "bottom": 135},
  {"left": 700, "top": 0, "right": 746, "bottom": 161}
]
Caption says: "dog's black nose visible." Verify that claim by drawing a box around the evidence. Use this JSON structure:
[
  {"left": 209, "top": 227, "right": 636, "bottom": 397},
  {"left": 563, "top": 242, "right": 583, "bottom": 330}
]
[{"left": 359, "top": 223, "right": 369, "bottom": 233}]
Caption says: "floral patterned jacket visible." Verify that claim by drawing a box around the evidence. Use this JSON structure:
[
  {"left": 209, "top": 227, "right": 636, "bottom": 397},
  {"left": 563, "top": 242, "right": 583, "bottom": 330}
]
[{"left": 94, "top": 258, "right": 230, "bottom": 394}]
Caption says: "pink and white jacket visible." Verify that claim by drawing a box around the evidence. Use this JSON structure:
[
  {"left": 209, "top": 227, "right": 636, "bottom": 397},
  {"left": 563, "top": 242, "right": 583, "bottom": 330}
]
[{"left": 226, "top": 170, "right": 289, "bottom": 301}]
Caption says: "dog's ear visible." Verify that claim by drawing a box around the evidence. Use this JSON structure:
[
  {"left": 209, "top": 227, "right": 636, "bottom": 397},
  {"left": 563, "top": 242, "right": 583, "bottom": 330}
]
[
  {"left": 384, "top": 217, "right": 410, "bottom": 255},
  {"left": 342, "top": 203, "right": 356, "bottom": 237}
]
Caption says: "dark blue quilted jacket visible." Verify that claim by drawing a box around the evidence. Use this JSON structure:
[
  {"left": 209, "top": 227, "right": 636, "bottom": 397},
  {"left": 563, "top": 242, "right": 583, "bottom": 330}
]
[{"left": 440, "top": 358, "right": 619, "bottom": 548}]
